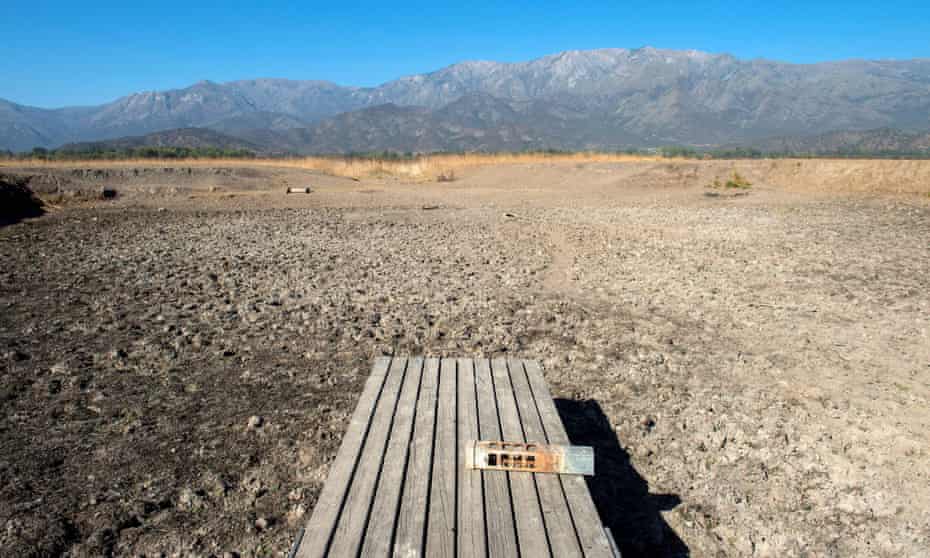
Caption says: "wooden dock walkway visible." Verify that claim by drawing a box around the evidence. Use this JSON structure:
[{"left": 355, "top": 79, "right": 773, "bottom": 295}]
[{"left": 293, "top": 357, "right": 616, "bottom": 558}]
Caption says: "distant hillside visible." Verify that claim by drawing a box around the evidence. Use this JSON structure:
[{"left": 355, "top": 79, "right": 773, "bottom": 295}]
[
  {"left": 3, "top": 47, "right": 930, "bottom": 152},
  {"left": 24, "top": 124, "right": 930, "bottom": 160},
  {"left": 57, "top": 128, "right": 261, "bottom": 153},
  {"left": 233, "top": 96, "right": 558, "bottom": 154},
  {"left": 749, "top": 128, "right": 930, "bottom": 156}
]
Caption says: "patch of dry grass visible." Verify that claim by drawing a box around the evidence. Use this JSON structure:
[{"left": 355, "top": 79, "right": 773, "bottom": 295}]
[
  {"left": 0, "top": 152, "right": 661, "bottom": 181},
  {"left": 709, "top": 171, "right": 752, "bottom": 189}
]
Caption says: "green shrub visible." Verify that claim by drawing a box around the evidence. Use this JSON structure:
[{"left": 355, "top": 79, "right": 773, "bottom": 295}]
[
  {"left": 725, "top": 171, "right": 752, "bottom": 189},
  {"left": 708, "top": 172, "right": 752, "bottom": 189}
]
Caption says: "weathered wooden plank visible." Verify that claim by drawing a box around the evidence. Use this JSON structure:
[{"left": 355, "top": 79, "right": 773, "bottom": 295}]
[
  {"left": 361, "top": 357, "right": 425, "bottom": 556},
  {"left": 509, "top": 358, "right": 584, "bottom": 558},
  {"left": 492, "top": 358, "right": 551, "bottom": 557},
  {"left": 426, "top": 358, "right": 457, "bottom": 557},
  {"left": 524, "top": 360, "right": 614, "bottom": 558},
  {"left": 456, "top": 358, "right": 485, "bottom": 558},
  {"left": 475, "top": 358, "right": 518, "bottom": 557},
  {"left": 296, "top": 356, "right": 394, "bottom": 558},
  {"left": 327, "top": 357, "right": 410, "bottom": 557},
  {"left": 299, "top": 356, "right": 610, "bottom": 558},
  {"left": 393, "top": 357, "right": 440, "bottom": 557}
]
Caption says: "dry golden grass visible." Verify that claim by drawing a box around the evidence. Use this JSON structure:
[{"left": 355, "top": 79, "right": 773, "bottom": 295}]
[
  {"left": 1, "top": 152, "right": 661, "bottom": 181},
  {"left": 7, "top": 155, "right": 930, "bottom": 195}
]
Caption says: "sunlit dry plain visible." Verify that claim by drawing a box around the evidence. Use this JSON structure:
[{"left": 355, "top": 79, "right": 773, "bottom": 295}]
[
  {"left": 1, "top": 158, "right": 929, "bottom": 557},
  {"left": 1, "top": 152, "right": 663, "bottom": 182}
]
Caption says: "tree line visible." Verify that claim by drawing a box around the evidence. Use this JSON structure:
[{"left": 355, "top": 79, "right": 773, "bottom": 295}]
[
  {"left": 2, "top": 145, "right": 929, "bottom": 161},
  {"left": 1, "top": 146, "right": 258, "bottom": 161},
  {"left": 657, "top": 145, "right": 930, "bottom": 159}
]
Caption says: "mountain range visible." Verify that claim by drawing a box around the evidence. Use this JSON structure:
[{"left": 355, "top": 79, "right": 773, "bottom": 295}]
[{"left": 3, "top": 47, "right": 930, "bottom": 153}]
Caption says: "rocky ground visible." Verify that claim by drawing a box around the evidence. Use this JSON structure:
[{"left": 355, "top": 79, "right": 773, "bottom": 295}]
[{"left": 1, "top": 161, "right": 929, "bottom": 557}]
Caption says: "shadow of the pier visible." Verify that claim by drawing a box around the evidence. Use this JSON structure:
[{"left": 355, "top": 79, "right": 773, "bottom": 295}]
[
  {"left": 1, "top": 175, "right": 45, "bottom": 227},
  {"left": 556, "top": 398, "right": 689, "bottom": 558}
]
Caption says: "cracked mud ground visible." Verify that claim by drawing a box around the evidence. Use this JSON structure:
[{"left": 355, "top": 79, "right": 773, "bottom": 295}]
[{"left": 1, "top": 162, "right": 929, "bottom": 557}]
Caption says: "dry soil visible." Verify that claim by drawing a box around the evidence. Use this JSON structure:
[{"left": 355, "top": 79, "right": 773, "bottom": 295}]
[{"left": 1, "top": 160, "right": 929, "bottom": 557}]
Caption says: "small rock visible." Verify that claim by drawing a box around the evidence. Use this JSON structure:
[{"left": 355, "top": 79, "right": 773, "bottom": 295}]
[
  {"left": 86, "top": 526, "right": 116, "bottom": 548},
  {"left": 9, "top": 350, "right": 30, "bottom": 362},
  {"left": 287, "top": 503, "right": 307, "bottom": 525},
  {"left": 254, "top": 516, "right": 273, "bottom": 531},
  {"left": 177, "top": 487, "right": 205, "bottom": 510},
  {"left": 298, "top": 446, "right": 316, "bottom": 467},
  {"left": 247, "top": 415, "right": 264, "bottom": 429},
  {"left": 107, "top": 348, "right": 127, "bottom": 360},
  {"left": 204, "top": 472, "right": 229, "bottom": 499}
]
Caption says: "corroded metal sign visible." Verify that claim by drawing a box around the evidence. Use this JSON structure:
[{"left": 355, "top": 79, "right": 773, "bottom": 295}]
[{"left": 464, "top": 440, "right": 594, "bottom": 476}]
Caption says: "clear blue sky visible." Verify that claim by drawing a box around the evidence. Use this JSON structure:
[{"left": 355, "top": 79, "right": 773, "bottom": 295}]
[{"left": 3, "top": 0, "right": 929, "bottom": 108}]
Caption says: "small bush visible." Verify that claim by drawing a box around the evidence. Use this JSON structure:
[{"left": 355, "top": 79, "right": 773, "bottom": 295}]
[
  {"left": 708, "top": 172, "right": 752, "bottom": 190},
  {"left": 725, "top": 171, "right": 752, "bottom": 189}
]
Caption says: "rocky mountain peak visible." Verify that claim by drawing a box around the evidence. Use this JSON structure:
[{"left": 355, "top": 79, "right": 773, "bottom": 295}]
[{"left": 2, "top": 47, "right": 930, "bottom": 152}]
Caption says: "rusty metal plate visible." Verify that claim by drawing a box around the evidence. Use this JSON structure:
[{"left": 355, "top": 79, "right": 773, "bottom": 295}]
[{"left": 464, "top": 440, "right": 594, "bottom": 476}]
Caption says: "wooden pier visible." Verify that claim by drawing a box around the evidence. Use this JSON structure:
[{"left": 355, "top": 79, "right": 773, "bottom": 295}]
[{"left": 293, "top": 357, "right": 616, "bottom": 557}]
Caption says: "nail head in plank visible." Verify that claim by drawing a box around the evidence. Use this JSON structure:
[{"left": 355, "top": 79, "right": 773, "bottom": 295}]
[{"left": 296, "top": 356, "right": 393, "bottom": 558}]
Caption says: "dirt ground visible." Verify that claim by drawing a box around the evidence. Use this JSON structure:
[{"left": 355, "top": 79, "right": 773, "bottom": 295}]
[{"left": 1, "top": 161, "right": 929, "bottom": 557}]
